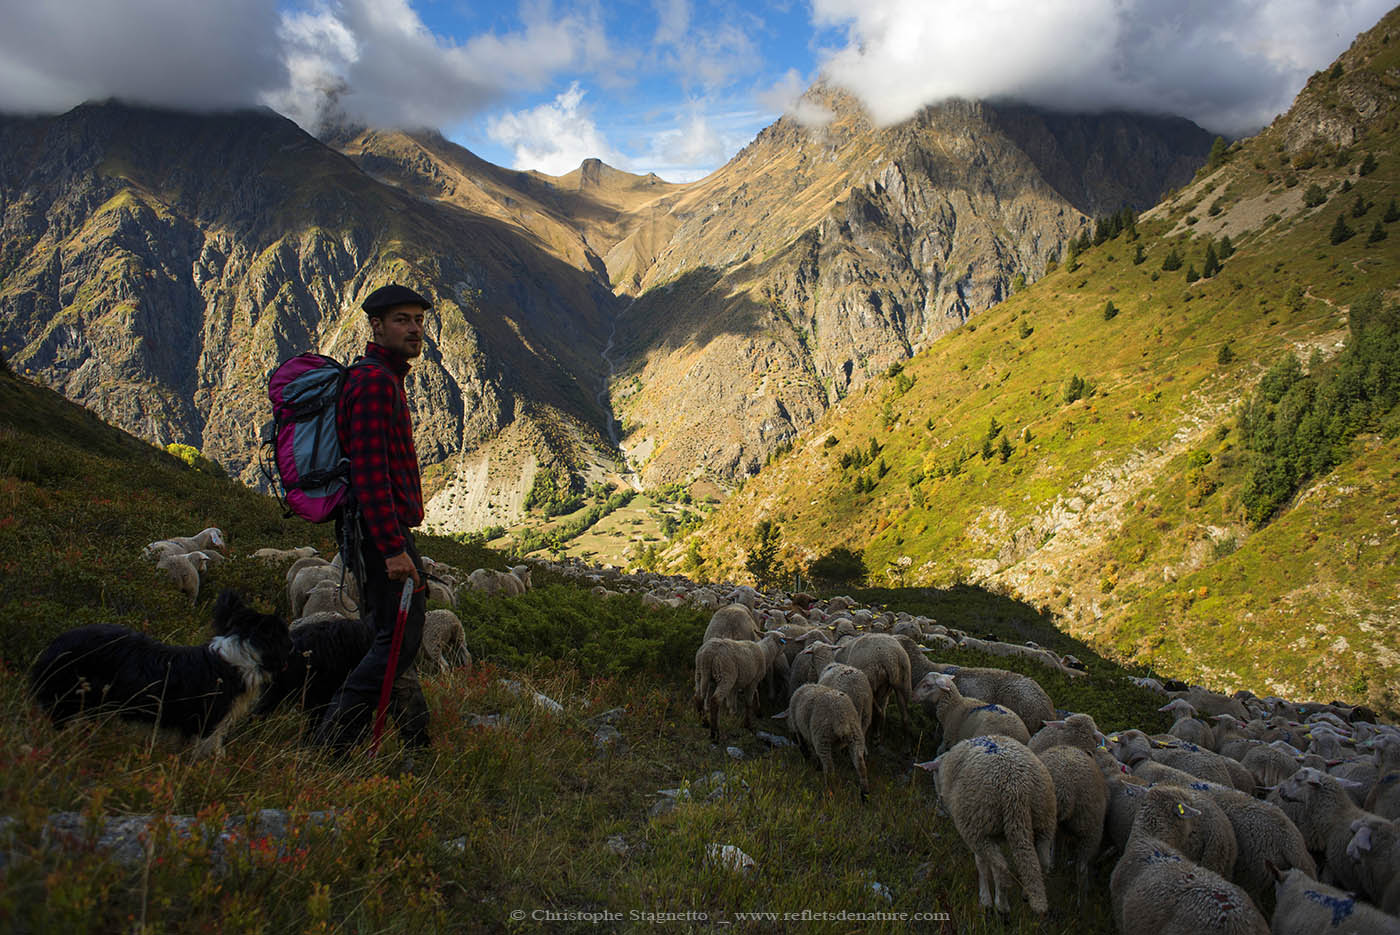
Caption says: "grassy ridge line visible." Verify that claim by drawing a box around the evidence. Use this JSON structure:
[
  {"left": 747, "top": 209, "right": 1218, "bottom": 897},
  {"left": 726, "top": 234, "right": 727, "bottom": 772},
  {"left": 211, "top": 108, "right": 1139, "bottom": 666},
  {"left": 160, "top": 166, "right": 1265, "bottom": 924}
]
[
  {"left": 684, "top": 23, "right": 1400, "bottom": 711},
  {"left": 0, "top": 362, "right": 1176, "bottom": 933}
]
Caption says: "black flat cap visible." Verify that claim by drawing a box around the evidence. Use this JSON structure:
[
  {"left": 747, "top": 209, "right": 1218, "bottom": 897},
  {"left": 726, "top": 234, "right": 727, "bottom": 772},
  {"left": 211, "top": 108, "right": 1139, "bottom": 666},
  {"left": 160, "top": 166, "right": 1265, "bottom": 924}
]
[{"left": 362, "top": 283, "right": 432, "bottom": 313}]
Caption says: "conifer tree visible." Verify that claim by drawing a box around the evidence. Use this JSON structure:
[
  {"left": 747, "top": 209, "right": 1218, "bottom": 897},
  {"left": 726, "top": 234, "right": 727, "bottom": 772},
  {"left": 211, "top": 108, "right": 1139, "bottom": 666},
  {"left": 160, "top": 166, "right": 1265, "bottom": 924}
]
[
  {"left": 1368, "top": 221, "right": 1387, "bottom": 243},
  {"left": 1206, "top": 135, "right": 1229, "bottom": 170},
  {"left": 1132, "top": 243, "right": 1146, "bottom": 265},
  {"left": 998, "top": 435, "right": 1014, "bottom": 463},
  {"left": 1359, "top": 152, "right": 1378, "bottom": 176},
  {"left": 1218, "top": 235, "right": 1235, "bottom": 259},
  {"left": 1162, "top": 248, "right": 1182, "bottom": 271},
  {"left": 1202, "top": 243, "right": 1220, "bottom": 278},
  {"left": 1186, "top": 265, "right": 1200, "bottom": 283},
  {"left": 1330, "top": 213, "right": 1354, "bottom": 244},
  {"left": 1384, "top": 199, "right": 1400, "bottom": 223},
  {"left": 1103, "top": 300, "right": 1119, "bottom": 321},
  {"left": 1351, "top": 193, "right": 1370, "bottom": 218}
]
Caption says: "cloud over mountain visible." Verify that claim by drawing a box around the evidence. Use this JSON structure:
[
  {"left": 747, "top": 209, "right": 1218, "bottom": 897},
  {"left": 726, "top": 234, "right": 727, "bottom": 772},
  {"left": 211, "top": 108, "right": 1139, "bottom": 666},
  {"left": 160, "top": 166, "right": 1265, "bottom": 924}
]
[
  {"left": 812, "top": 0, "right": 1395, "bottom": 134},
  {"left": 0, "top": 0, "right": 286, "bottom": 114}
]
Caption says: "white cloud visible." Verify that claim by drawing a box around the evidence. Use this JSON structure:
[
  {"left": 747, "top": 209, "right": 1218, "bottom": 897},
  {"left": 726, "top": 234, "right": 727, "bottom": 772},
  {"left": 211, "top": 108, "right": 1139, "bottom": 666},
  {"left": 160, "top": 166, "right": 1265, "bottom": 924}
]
[
  {"left": 759, "top": 69, "right": 833, "bottom": 127},
  {"left": 0, "top": 0, "right": 285, "bottom": 114},
  {"left": 486, "top": 82, "right": 625, "bottom": 175},
  {"left": 267, "top": 0, "right": 614, "bottom": 133},
  {"left": 810, "top": 0, "right": 1395, "bottom": 134}
]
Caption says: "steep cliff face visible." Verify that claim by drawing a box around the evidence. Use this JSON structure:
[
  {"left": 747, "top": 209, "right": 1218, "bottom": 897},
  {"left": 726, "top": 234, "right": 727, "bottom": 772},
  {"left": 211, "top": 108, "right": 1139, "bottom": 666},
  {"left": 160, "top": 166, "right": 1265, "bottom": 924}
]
[
  {"left": 609, "top": 92, "right": 1212, "bottom": 486},
  {"left": 0, "top": 103, "right": 617, "bottom": 526}
]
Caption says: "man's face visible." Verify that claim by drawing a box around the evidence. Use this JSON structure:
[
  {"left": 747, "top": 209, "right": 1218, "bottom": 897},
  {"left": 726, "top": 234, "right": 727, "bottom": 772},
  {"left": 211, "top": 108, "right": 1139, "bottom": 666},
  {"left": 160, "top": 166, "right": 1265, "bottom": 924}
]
[{"left": 371, "top": 304, "right": 426, "bottom": 358}]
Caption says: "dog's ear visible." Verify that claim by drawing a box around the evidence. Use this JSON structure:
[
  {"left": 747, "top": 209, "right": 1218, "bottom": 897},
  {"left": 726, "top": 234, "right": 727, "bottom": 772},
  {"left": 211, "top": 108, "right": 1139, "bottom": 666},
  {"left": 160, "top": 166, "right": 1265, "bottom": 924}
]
[{"left": 212, "top": 590, "right": 247, "bottom": 634}]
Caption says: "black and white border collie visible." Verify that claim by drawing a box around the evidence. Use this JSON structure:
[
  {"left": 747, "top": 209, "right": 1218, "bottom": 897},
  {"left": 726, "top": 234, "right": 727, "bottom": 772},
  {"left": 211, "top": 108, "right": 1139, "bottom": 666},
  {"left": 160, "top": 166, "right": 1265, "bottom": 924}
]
[{"left": 29, "top": 590, "right": 292, "bottom": 757}]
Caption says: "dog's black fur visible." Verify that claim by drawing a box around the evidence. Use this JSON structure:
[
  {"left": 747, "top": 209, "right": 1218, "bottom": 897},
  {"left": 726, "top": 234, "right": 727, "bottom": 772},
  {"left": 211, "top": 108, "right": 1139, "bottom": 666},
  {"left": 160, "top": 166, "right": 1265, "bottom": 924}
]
[
  {"left": 29, "top": 591, "right": 292, "bottom": 750},
  {"left": 256, "top": 614, "right": 375, "bottom": 721}
]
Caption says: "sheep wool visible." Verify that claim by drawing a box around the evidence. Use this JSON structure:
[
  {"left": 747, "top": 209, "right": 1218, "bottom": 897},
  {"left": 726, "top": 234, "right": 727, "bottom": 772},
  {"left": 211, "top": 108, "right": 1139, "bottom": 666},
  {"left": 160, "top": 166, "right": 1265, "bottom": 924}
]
[
  {"left": 817, "top": 662, "right": 874, "bottom": 737},
  {"left": 833, "top": 633, "right": 912, "bottom": 737},
  {"left": 927, "top": 663, "right": 1055, "bottom": 734},
  {"left": 786, "top": 683, "right": 868, "bottom": 798},
  {"left": 933, "top": 735, "right": 1057, "bottom": 915},
  {"left": 704, "top": 604, "right": 761, "bottom": 643},
  {"left": 1029, "top": 713, "right": 1101, "bottom": 755},
  {"left": 1110, "top": 786, "right": 1268, "bottom": 935},
  {"left": 1036, "top": 745, "right": 1107, "bottom": 896},
  {"left": 419, "top": 609, "right": 470, "bottom": 675},
  {"left": 693, "top": 633, "right": 785, "bottom": 743},
  {"left": 1270, "top": 768, "right": 1382, "bottom": 899},
  {"left": 913, "top": 672, "right": 1030, "bottom": 754},
  {"left": 1270, "top": 866, "right": 1400, "bottom": 935}
]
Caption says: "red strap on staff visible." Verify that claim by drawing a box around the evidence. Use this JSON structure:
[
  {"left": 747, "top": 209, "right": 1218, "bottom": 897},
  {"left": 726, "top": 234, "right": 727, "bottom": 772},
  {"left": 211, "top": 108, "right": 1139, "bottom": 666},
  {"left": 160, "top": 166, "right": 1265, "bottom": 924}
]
[{"left": 369, "top": 577, "right": 416, "bottom": 758}]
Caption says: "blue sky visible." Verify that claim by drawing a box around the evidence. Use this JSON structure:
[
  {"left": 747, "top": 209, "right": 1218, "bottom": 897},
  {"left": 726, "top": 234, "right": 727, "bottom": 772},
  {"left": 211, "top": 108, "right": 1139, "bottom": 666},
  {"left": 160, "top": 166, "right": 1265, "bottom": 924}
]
[{"left": 0, "top": 0, "right": 1393, "bottom": 182}]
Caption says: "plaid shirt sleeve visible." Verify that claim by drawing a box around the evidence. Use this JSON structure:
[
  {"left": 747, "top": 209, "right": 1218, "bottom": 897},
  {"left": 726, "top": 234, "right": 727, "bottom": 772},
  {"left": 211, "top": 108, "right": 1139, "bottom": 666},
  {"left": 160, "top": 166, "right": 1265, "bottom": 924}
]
[{"left": 340, "top": 364, "right": 408, "bottom": 558}]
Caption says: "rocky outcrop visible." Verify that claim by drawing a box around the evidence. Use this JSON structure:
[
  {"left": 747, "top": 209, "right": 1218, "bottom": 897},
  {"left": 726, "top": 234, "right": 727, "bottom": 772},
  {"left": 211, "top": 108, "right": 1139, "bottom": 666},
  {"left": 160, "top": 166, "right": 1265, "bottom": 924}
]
[
  {"left": 611, "top": 92, "right": 1212, "bottom": 485},
  {"left": 0, "top": 103, "right": 617, "bottom": 495}
]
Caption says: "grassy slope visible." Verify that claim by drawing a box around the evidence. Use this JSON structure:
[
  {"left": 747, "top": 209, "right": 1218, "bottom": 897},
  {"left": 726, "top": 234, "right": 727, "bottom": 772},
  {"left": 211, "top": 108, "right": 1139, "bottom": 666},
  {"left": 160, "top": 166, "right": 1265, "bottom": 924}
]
[
  {"left": 687, "top": 15, "right": 1400, "bottom": 714},
  {"left": 0, "top": 363, "right": 1182, "bottom": 933}
]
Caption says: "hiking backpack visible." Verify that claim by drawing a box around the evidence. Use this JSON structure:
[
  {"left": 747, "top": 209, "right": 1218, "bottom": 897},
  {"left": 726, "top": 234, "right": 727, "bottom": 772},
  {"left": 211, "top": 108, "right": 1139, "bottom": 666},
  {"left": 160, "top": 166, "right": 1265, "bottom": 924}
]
[{"left": 262, "top": 353, "right": 377, "bottom": 523}]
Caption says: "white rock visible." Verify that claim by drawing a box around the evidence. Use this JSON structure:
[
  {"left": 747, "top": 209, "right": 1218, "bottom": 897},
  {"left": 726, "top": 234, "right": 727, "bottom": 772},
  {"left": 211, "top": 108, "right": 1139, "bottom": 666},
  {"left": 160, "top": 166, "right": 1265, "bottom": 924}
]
[{"left": 705, "top": 843, "right": 756, "bottom": 873}]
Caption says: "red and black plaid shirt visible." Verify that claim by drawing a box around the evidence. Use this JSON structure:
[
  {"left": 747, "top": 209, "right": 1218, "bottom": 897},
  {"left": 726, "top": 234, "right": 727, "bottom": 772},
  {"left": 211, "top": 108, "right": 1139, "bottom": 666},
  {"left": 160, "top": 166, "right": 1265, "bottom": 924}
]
[{"left": 337, "top": 342, "right": 424, "bottom": 557}]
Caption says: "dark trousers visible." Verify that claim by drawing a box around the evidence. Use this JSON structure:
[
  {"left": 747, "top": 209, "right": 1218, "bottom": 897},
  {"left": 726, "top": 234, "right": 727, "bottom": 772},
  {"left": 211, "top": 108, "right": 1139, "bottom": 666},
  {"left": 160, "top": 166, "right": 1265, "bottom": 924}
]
[{"left": 315, "top": 520, "right": 430, "bottom": 752}]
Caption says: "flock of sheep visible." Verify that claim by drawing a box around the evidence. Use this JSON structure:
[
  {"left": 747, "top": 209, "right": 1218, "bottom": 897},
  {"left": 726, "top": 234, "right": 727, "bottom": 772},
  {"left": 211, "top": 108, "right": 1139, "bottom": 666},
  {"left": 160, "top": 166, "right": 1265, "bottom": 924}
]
[
  {"left": 138, "top": 541, "right": 1400, "bottom": 932},
  {"left": 142, "top": 530, "right": 538, "bottom": 679},
  {"left": 656, "top": 569, "right": 1400, "bottom": 933}
]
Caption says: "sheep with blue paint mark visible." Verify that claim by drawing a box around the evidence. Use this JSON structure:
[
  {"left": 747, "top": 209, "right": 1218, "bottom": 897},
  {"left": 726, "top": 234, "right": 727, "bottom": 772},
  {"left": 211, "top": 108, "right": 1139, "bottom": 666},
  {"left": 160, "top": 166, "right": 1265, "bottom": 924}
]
[
  {"left": 914, "top": 672, "right": 1030, "bottom": 754},
  {"left": 1110, "top": 785, "right": 1268, "bottom": 935},
  {"left": 928, "top": 734, "right": 1057, "bottom": 915},
  {"left": 1270, "top": 866, "right": 1400, "bottom": 934}
]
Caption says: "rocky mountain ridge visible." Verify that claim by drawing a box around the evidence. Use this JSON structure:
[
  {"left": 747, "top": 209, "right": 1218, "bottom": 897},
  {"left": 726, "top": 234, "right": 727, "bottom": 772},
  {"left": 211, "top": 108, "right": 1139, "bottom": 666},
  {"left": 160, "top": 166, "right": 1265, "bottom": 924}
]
[{"left": 1, "top": 91, "right": 1212, "bottom": 529}]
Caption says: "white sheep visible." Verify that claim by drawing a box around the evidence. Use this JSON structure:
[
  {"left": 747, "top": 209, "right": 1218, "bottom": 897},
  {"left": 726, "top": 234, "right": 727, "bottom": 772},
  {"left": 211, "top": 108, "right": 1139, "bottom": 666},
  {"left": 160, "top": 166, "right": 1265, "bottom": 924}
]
[
  {"left": 1114, "top": 730, "right": 1254, "bottom": 792},
  {"left": 1103, "top": 777, "right": 1238, "bottom": 878},
  {"left": 1036, "top": 744, "right": 1107, "bottom": 897},
  {"left": 1270, "top": 865, "right": 1400, "bottom": 935},
  {"left": 424, "top": 577, "right": 456, "bottom": 607},
  {"left": 1239, "top": 742, "right": 1301, "bottom": 793},
  {"left": 155, "top": 550, "right": 209, "bottom": 602},
  {"left": 251, "top": 546, "right": 317, "bottom": 564},
  {"left": 927, "top": 735, "right": 1057, "bottom": 916},
  {"left": 703, "top": 604, "right": 760, "bottom": 642},
  {"left": 508, "top": 564, "right": 532, "bottom": 591},
  {"left": 785, "top": 683, "right": 868, "bottom": 799},
  {"left": 1028, "top": 713, "right": 1102, "bottom": 755},
  {"left": 692, "top": 633, "right": 786, "bottom": 743},
  {"left": 1109, "top": 785, "right": 1268, "bottom": 935},
  {"left": 142, "top": 527, "right": 227, "bottom": 561},
  {"left": 284, "top": 555, "right": 329, "bottom": 587},
  {"left": 298, "top": 579, "right": 358, "bottom": 618},
  {"left": 788, "top": 642, "right": 839, "bottom": 698},
  {"left": 817, "top": 662, "right": 873, "bottom": 737},
  {"left": 833, "top": 633, "right": 911, "bottom": 739},
  {"left": 289, "top": 564, "right": 360, "bottom": 619},
  {"left": 1170, "top": 775, "right": 1318, "bottom": 901},
  {"left": 1161, "top": 699, "right": 1216, "bottom": 749},
  {"left": 1270, "top": 768, "right": 1383, "bottom": 897},
  {"left": 419, "top": 609, "right": 470, "bottom": 675},
  {"left": 913, "top": 672, "right": 1030, "bottom": 754},
  {"left": 1366, "top": 771, "right": 1400, "bottom": 821},
  {"left": 1344, "top": 817, "right": 1400, "bottom": 914},
  {"left": 926, "top": 663, "right": 1055, "bottom": 734}
]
